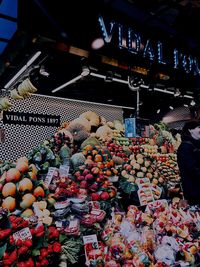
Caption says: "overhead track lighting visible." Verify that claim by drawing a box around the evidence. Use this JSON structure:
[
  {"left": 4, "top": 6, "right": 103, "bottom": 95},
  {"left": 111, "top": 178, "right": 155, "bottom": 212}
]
[{"left": 4, "top": 51, "right": 42, "bottom": 89}]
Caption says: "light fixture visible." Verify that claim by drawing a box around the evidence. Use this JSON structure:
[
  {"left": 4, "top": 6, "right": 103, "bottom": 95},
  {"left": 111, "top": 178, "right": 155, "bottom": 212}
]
[
  {"left": 174, "top": 88, "right": 181, "bottom": 97},
  {"left": 169, "top": 105, "right": 174, "bottom": 110},
  {"left": 157, "top": 109, "right": 160, "bottom": 114},
  {"left": 184, "top": 104, "right": 189, "bottom": 107},
  {"left": 81, "top": 65, "right": 90, "bottom": 76},
  {"left": 52, "top": 75, "right": 83, "bottom": 93},
  {"left": 128, "top": 76, "right": 141, "bottom": 91},
  {"left": 80, "top": 57, "right": 90, "bottom": 76},
  {"left": 39, "top": 65, "right": 49, "bottom": 77},
  {"left": 190, "top": 99, "right": 196, "bottom": 106},
  {"left": 148, "top": 84, "right": 154, "bottom": 92},
  {"left": 104, "top": 71, "right": 113, "bottom": 82},
  {"left": 4, "top": 51, "right": 42, "bottom": 89}
]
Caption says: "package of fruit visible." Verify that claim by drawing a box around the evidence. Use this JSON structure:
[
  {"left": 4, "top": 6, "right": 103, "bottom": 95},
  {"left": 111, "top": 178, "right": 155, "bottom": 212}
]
[
  {"left": 145, "top": 199, "right": 168, "bottom": 214},
  {"left": 83, "top": 234, "right": 99, "bottom": 266},
  {"left": 64, "top": 218, "right": 80, "bottom": 236},
  {"left": 151, "top": 184, "right": 162, "bottom": 199},
  {"left": 136, "top": 178, "right": 150, "bottom": 188},
  {"left": 137, "top": 187, "right": 154, "bottom": 206}
]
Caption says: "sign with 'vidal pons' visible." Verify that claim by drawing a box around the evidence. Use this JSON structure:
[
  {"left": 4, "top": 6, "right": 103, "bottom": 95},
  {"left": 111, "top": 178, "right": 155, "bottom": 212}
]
[
  {"left": 98, "top": 16, "right": 200, "bottom": 76},
  {"left": 3, "top": 111, "right": 60, "bottom": 127}
]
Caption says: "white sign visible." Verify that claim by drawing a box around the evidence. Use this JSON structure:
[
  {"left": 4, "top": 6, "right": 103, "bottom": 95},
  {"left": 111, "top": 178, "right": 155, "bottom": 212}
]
[
  {"left": 44, "top": 167, "right": 57, "bottom": 187},
  {"left": 13, "top": 227, "right": 32, "bottom": 241}
]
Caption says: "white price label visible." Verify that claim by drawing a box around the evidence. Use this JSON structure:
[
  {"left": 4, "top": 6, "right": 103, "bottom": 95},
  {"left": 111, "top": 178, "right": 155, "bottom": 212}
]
[
  {"left": 13, "top": 227, "right": 32, "bottom": 241},
  {"left": 44, "top": 167, "right": 57, "bottom": 187},
  {"left": 59, "top": 165, "right": 70, "bottom": 178}
]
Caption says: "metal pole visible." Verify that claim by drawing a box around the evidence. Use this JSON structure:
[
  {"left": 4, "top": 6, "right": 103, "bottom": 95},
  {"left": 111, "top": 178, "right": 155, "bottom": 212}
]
[{"left": 136, "top": 89, "right": 140, "bottom": 117}]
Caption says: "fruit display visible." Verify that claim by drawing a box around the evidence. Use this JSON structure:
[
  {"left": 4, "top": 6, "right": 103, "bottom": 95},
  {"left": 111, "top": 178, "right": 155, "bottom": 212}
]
[
  {"left": 0, "top": 110, "right": 195, "bottom": 267},
  {"left": 93, "top": 199, "right": 200, "bottom": 266}
]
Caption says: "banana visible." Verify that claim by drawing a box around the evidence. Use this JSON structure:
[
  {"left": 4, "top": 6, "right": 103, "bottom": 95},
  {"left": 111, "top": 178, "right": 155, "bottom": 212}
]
[
  {"left": 22, "top": 92, "right": 32, "bottom": 98},
  {"left": 23, "top": 78, "right": 37, "bottom": 93},
  {"left": 0, "top": 97, "right": 12, "bottom": 110},
  {"left": 10, "top": 88, "right": 24, "bottom": 100}
]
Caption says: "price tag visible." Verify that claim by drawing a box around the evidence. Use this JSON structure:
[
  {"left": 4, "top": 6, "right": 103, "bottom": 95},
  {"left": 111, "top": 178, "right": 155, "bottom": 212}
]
[
  {"left": 83, "top": 234, "right": 99, "bottom": 266},
  {"left": 44, "top": 167, "right": 57, "bottom": 187},
  {"left": 59, "top": 165, "right": 70, "bottom": 178},
  {"left": 13, "top": 227, "right": 32, "bottom": 241}
]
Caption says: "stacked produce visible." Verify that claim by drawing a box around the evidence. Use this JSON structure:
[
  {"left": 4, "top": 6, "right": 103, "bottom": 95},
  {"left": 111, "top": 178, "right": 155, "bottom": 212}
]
[
  {"left": 85, "top": 199, "right": 200, "bottom": 266},
  {"left": 0, "top": 110, "right": 188, "bottom": 266}
]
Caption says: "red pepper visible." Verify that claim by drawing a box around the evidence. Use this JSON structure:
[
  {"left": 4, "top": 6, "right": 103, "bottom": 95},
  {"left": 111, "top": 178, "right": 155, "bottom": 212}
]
[
  {"left": 27, "top": 258, "right": 34, "bottom": 267},
  {"left": 18, "top": 246, "right": 29, "bottom": 256},
  {"left": 0, "top": 229, "right": 11, "bottom": 239},
  {"left": 52, "top": 242, "right": 61, "bottom": 253},
  {"left": 16, "top": 239, "right": 23, "bottom": 247},
  {"left": 30, "top": 228, "right": 35, "bottom": 235},
  {"left": 23, "top": 239, "right": 32, "bottom": 248},
  {"left": 35, "top": 225, "right": 45, "bottom": 237},
  {"left": 36, "top": 262, "right": 41, "bottom": 267},
  {"left": 9, "top": 235, "right": 15, "bottom": 245},
  {"left": 10, "top": 249, "right": 17, "bottom": 262},
  {"left": 3, "top": 259, "right": 14, "bottom": 265},
  {"left": 47, "top": 244, "right": 53, "bottom": 253},
  {"left": 40, "top": 248, "right": 48, "bottom": 257},
  {"left": 41, "top": 259, "right": 49, "bottom": 266}
]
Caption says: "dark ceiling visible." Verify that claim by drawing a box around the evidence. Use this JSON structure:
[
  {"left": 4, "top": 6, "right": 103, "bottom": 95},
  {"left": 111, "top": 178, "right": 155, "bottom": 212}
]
[{"left": 0, "top": 0, "right": 200, "bottom": 121}]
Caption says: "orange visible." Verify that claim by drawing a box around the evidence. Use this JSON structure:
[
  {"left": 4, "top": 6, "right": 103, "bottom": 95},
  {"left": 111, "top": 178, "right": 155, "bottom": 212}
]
[
  {"left": 20, "top": 193, "right": 36, "bottom": 209},
  {"left": 6, "top": 168, "right": 21, "bottom": 182},
  {"left": 28, "top": 171, "right": 37, "bottom": 180},
  {"left": 94, "top": 154, "right": 102, "bottom": 162},
  {"left": 19, "top": 178, "right": 33, "bottom": 192},
  {"left": 2, "top": 182, "right": 16, "bottom": 197},
  {"left": 29, "top": 164, "right": 38, "bottom": 175},
  {"left": 33, "top": 186, "right": 45, "bottom": 198},
  {"left": 2, "top": 196, "right": 16, "bottom": 211}
]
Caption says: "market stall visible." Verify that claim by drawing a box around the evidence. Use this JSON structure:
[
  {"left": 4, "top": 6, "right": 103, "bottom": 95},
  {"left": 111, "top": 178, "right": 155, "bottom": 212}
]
[{"left": 0, "top": 110, "right": 199, "bottom": 267}]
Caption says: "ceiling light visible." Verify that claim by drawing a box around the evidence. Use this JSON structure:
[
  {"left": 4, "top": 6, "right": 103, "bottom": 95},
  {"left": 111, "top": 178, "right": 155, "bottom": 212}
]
[
  {"left": 81, "top": 65, "right": 90, "bottom": 76},
  {"left": 91, "top": 38, "right": 105, "bottom": 50},
  {"left": 39, "top": 65, "right": 49, "bottom": 77},
  {"left": 184, "top": 104, "right": 189, "bottom": 107},
  {"left": 169, "top": 106, "right": 174, "bottom": 110},
  {"left": 4, "top": 51, "right": 42, "bottom": 89},
  {"left": 174, "top": 88, "right": 181, "bottom": 97},
  {"left": 157, "top": 109, "right": 160, "bottom": 114}
]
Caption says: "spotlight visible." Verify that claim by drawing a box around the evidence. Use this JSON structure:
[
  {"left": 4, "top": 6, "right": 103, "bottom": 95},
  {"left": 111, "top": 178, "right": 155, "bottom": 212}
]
[
  {"left": 80, "top": 57, "right": 90, "bottom": 76},
  {"left": 39, "top": 65, "right": 49, "bottom": 77},
  {"left": 81, "top": 65, "right": 90, "bottom": 76}
]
